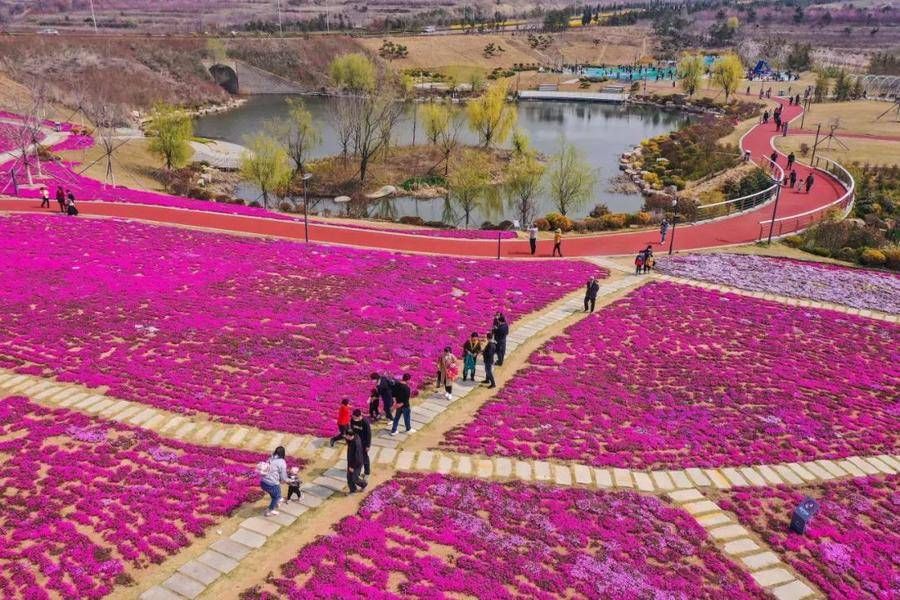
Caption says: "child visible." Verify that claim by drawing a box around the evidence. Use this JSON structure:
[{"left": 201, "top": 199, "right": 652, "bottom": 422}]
[
  {"left": 285, "top": 466, "right": 302, "bottom": 502},
  {"left": 634, "top": 253, "right": 645, "bottom": 275},
  {"left": 329, "top": 398, "right": 352, "bottom": 447},
  {"left": 643, "top": 255, "right": 655, "bottom": 274},
  {"left": 368, "top": 387, "right": 381, "bottom": 421}
]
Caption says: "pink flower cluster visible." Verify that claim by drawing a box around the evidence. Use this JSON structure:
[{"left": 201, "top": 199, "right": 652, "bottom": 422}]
[
  {"left": 244, "top": 473, "right": 764, "bottom": 599},
  {"left": 442, "top": 281, "right": 900, "bottom": 469},
  {"left": 657, "top": 253, "right": 900, "bottom": 314},
  {"left": 0, "top": 395, "right": 265, "bottom": 600},
  {"left": 719, "top": 475, "right": 899, "bottom": 599},
  {"left": 0, "top": 215, "right": 595, "bottom": 435}
]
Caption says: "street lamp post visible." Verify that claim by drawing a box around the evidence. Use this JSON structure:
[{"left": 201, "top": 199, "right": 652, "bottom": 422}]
[
  {"left": 766, "top": 176, "right": 783, "bottom": 245},
  {"left": 667, "top": 197, "right": 678, "bottom": 255},
  {"left": 302, "top": 172, "right": 313, "bottom": 244}
]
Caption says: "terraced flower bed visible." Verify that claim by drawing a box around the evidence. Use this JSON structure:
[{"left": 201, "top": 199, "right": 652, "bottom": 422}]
[
  {"left": 719, "top": 475, "right": 899, "bottom": 599},
  {"left": 442, "top": 281, "right": 899, "bottom": 469},
  {"left": 243, "top": 473, "right": 765, "bottom": 599},
  {"left": 656, "top": 253, "right": 900, "bottom": 315},
  {"left": 0, "top": 215, "right": 594, "bottom": 435},
  {"left": 0, "top": 395, "right": 264, "bottom": 600}
]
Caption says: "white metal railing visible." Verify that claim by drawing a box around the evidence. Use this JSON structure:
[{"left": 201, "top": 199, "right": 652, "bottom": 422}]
[
  {"left": 757, "top": 155, "right": 855, "bottom": 241},
  {"left": 691, "top": 156, "right": 782, "bottom": 222}
]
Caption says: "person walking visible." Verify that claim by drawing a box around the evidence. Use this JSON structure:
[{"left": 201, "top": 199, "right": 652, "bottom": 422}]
[
  {"left": 584, "top": 276, "right": 600, "bottom": 312},
  {"left": 762, "top": 110, "right": 769, "bottom": 124},
  {"left": 492, "top": 313, "right": 509, "bottom": 366},
  {"left": 786, "top": 152, "right": 795, "bottom": 170},
  {"left": 805, "top": 173, "right": 815, "bottom": 194},
  {"left": 369, "top": 372, "right": 394, "bottom": 421},
  {"left": 462, "top": 332, "right": 482, "bottom": 382},
  {"left": 552, "top": 228, "right": 563, "bottom": 257},
  {"left": 789, "top": 169, "right": 797, "bottom": 189},
  {"left": 634, "top": 253, "right": 645, "bottom": 275},
  {"left": 528, "top": 223, "right": 538, "bottom": 256},
  {"left": 482, "top": 334, "right": 497, "bottom": 388},
  {"left": 329, "top": 398, "right": 352, "bottom": 447},
  {"left": 258, "top": 446, "right": 289, "bottom": 517},
  {"left": 437, "top": 346, "right": 459, "bottom": 400},
  {"left": 39, "top": 186, "right": 50, "bottom": 208},
  {"left": 782, "top": 122, "right": 789, "bottom": 137},
  {"left": 344, "top": 428, "right": 367, "bottom": 494},
  {"left": 389, "top": 373, "right": 414, "bottom": 435},
  {"left": 350, "top": 409, "right": 372, "bottom": 479},
  {"left": 55, "top": 186, "right": 66, "bottom": 213},
  {"left": 659, "top": 218, "right": 670, "bottom": 244}
]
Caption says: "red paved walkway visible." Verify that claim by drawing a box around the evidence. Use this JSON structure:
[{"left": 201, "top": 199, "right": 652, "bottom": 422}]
[{"left": 0, "top": 98, "right": 849, "bottom": 257}]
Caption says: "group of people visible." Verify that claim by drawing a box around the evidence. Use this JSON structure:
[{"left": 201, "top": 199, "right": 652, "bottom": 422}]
[
  {"left": 39, "top": 185, "right": 77, "bottom": 215},
  {"left": 770, "top": 150, "right": 814, "bottom": 194},
  {"left": 761, "top": 104, "right": 790, "bottom": 136},
  {"left": 527, "top": 224, "right": 565, "bottom": 257},
  {"left": 634, "top": 244, "right": 656, "bottom": 275}
]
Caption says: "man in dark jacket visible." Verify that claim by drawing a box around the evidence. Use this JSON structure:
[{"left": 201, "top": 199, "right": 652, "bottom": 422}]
[
  {"left": 482, "top": 335, "right": 497, "bottom": 389},
  {"left": 389, "top": 373, "right": 414, "bottom": 435},
  {"left": 370, "top": 372, "right": 394, "bottom": 420},
  {"left": 492, "top": 313, "right": 509, "bottom": 366},
  {"left": 584, "top": 277, "right": 600, "bottom": 312},
  {"left": 345, "top": 428, "right": 367, "bottom": 494},
  {"left": 350, "top": 409, "right": 372, "bottom": 478}
]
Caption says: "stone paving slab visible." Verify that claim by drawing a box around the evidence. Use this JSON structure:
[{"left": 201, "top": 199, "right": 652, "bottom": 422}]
[
  {"left": 240, "top": 517, "right": 280, "bottom": 537},
  {"left": 229, "top": 528, "right": 266, "bottom": 549},
  {"left": 772, "top": 580, "right": 816, "bottom": 600},
  {"left": 210, "top": 539, "right": 252, "bottom": 561},
  {"left": 140, "top": 586, "right": 183, "bottom": 600},
  {"left": 196, "top": 550, "right": 239, "bottom": 575},
  {"left": 161, "top": 573, "right": 206, "bottom": 599},
  {"left": 178, "top": 559, "right": 221, "bottom": 586}
]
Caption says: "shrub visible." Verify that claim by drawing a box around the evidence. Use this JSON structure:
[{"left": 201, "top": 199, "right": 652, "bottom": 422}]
[
  {"left": 544, "top": 212, "right": 574, "bottom": 232},
  {"left": 601, "top": 213, "right": 628, "bottom": 229},
  {"left": 424, "top": 220, "right": 447, "bottom": 228},
  {"left": 883, "top": 246, "right": 900, "bottom": 270},
  {"left": 859, "top": 247, "right": 887, "bottom": 266},
  {"left": 278, "top": 202, "right": 294, "bottom": 213},
  {"left": 782, "top": 235, "right": 804, "bottom": 248},
  {"left": 631, "top": 211, "right": 653, "bottom": 226},
  {"left": 572, "top": 220, "right": 589, "bottom": 233},
  {"left": 399, "top": 216, "right": 425, "bottom": 226},
  {"left": 583, "top": 217, "right": 605, "bottom": 231},
  {"left": 188, "top": 187, "right": 212, "bottom": 200},
  {"left": 498, "top": 220, "right": 514, "bottom": 230},
  {"left": 835, "top": 247, "right": 859, "bottom": 262},
  {"left": 480, "top": 221, "right": 496, "bottom": 230},
  {"left": 807, "top": 246, "right": 832, "bottom": 257},
  {"left": 589, "top": 204, "right": 610, "bottom": 218},
  {"left": 533, "top": 217, "right": 551, "bottom": 231}
]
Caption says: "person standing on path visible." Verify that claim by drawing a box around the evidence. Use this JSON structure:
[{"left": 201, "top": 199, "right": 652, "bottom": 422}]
[
  {"left": 462, "top": 332, "right": 482, "bottom": 382},
  {"left": 55, "top": 186, "right": 66, "bottom": 213},
  {"left": 329, "top": 398, "right": 352, "bottom": 447},
  {"left": 762, "top": 110, "right": 769, "bottom": 124},
  {"left": 584, "top": 276, "right": 600, "bottom": 312},
  {"left": 805, "top": 173, "right": 815, "bottom": 194},
  {"left": 259, "top": 446, "right": 288, "bottom": 517},
  {"left": 770, "top": 151, "right": 779, "bottom": 173},
  {"left": 370, "top": 372, "right": 395, "bottom": 421},
  {"left": 659, "top": 218, "right": 670, "bottom": 244},
  {"left": 782, "top": 122, "right": 789, "bottom": 137},
  {"left": 350, "top": 409, "right": 372, "bottom": 479},
  {"left": 528, "top": 223, "right": 538, "bottom": 255},
  {"left": 389, "top": 373, "right": 414, "bottom": 435},
  {"left": 492, "top": 313, "right": 509, "bottom": 366},
  {"left": 39, "top": 186, "right": 50, "bottom": 208},
  {"left": 552, "top": 228, "right": 563, "bottom": 257},
  {"left": 65, "top": 190, "right": 78, "bottom": 216},
  {"left": 344, "top": 428, "right": 367, "bottom": 494},
  {"left": 482, "top": 335, "right": 497, "bottom": 389},
  {"left": 787, "top": 152, "right": 795, "bottom": 170},
  {"left": 789, "top": 169, "right": 797, "bottom": 189},
  {"left": 437, "top": 346, "right": 459, "bottom": 400}
]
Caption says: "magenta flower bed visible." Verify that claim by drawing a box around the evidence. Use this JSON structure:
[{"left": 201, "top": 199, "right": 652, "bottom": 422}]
[
  {"left": 442, "top": 281, "right": 900, "bottom": 469},
  {"left": 0, "top": 215, "right": 594, "bottom": 435},
  {"left": 719, "top": 475, "right": 899, "bottom": 599},
  {"left": 244, "top": 472, "right": 764, "bottom": 599},
  {"left": 0, "top": 395, "right": 264, "bottom": 600},
  {"left": 657, "top": 253, "right": 900, "bottom": 314}
]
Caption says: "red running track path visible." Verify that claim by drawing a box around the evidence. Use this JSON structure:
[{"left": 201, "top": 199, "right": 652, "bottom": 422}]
[{"left": 0, "top": 98, "right": 849, "bottom": 257}]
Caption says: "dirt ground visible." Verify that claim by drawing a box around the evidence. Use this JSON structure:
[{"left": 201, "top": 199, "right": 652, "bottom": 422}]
[{"left": 56, "top": 138, "right": 170, "bottom": 193}]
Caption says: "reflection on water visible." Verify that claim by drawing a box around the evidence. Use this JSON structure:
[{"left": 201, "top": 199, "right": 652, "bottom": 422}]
[{"left": 197, "top": 95, "right": 691, "bottom": 221}]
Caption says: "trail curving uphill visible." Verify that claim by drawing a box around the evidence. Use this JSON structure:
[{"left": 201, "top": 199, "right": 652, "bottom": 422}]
[{"left": 0, "top": 98, "right": 850, "bottom": 257}]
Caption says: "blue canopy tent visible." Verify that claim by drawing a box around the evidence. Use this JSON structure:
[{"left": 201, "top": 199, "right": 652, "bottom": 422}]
[{"left": 752, "top": 60, "right": 773, "bottom": 78}]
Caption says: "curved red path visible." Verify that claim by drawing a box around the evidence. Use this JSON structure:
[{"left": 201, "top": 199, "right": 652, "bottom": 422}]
[{"left": 1, "top": 98, "right": 848, "bottom": 257}]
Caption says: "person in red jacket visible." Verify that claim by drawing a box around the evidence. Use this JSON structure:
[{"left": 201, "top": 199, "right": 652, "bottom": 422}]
[{"left": 329, "top": 398, "right": 352, "bottom": 446}]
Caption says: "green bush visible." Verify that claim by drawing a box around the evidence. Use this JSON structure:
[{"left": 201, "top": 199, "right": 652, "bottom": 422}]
[
  {"left": 859, "top": 247, "right": 887, "bottom": 266},
  {"left": 782, "top": 235, "right": 804, "bottom": 248},
  {"left": 883, "top": 246, "right": 900, "bottom": 270},
  {"left": 835, "top": 247, "right": 859, "bottom": 262}
]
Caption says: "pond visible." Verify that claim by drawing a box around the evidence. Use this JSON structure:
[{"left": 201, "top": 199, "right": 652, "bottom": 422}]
[{"left": 194, "top": 95, "right": 692, "bottom": 223}]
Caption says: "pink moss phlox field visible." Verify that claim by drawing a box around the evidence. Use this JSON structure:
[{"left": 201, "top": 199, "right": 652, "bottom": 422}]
[
  {"left": 0, "top": 215, "right": 596, "bottom": 435},
  {"left": 0, "top": 395, "right": 267, "bottom": 600},
  {"left": 719, "top": 475, "right": 900, "bottom": 599},
  {"left": 247, "top": 473, "right": 764, "bottom": 600},
  {"left": 657, "top": 253, "right": 900, "bottom": 314},
  {"left": 442, "top": 281, "right": 900, "bottom": 469}
]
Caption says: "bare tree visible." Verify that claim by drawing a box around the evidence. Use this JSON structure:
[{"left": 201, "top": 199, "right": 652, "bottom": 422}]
[
  {"left": 352, "top": 87, "right": 404, "bottom": 185},
  {"left": 328, "top": 96, "right": 356, "bottom": 163},
  {"left": 11, "top": 79, "right": 50, "bottom": 186},
  {"left": 82, "top": 99, "right": 129, "bottom": 187}
]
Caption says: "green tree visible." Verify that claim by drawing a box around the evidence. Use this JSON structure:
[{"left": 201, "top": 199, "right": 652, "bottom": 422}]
[
  {"left": 329, "top": 53, "right": 376, "bottom": 92},
  {"left": 814, "top": 70, "right": 831, "bottom": 102},
  {"left": 504, "top": 153, "right": 545, "bottom": 226},
  {"left": 240, "top": 134, "right": 292, "bottom": 210},
  {"left": 833, "top": 69, "right": 851, "bottom": 101},
  {"left": 448, "top": 149, "right": 491, "bottom": 229},
  {"left": 677, "top": 53, "right": 705, "bottom": 97},
  {"left": 146, "top": 104, "right": 193, "bottom": 171},
  {"left": 467, "top": 80, "right": 517, "bottom": 148},
  {"left": 548, "top": 140, "right": 596, "bottom": 216},
  {"left": 422, "top": 103, "right": 452, "bottom": 145},
  {"left": 267, "top": 97, "right": 321, "bottom": 176},
  {"left": 786, "top": 42, "right": 812, "bottom": 71},
  {"left": 711, "top": 53, "right": 744, "bottom": 103}
]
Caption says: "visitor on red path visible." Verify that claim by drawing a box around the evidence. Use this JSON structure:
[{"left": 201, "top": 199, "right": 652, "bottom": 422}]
[
  {"left": 329, "top": 398, "right": 352, "bottom": 447},
  {"left": 39, "top": 186, "right": 50, "bottom": 208},
  {"left": 344, "top": 428, "right": 367, "bottom": 494},
  {"left": 659, "top": 218, "right": 670, "bottom": 243},
  {"left": 789, "top": 170, "right": 797, "bottom": 189},
  {"left": 55, "top": 186, "right": 65, "bottom": 213},
  {"left": 259, "top": 446, "right": 288, "bottom": 517},
  {"left": 528, "top": 222, "right": 538, "bottom": 255},
  {"left": 552, "top": 228, "right": 563, "bottom": 257},
  {"left": 389, "top": 373, "right": 414, "bottom": 435},
  {"left": 805, "top": 173, "right": 815, "bottom": 194},
  {"left": 770, "top": 150, "right": 778, "bottom": 166},
  {"left": 762, "top": 110, "right": 769, "bottom": 124},
  {"left": 787, "top": 152, "right": 796, "bottom": 170}
]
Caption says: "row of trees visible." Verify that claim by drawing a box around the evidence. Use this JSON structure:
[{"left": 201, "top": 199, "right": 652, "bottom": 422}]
[{"left": 676, "top": 53, "right": 744, "bottom": 103}]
